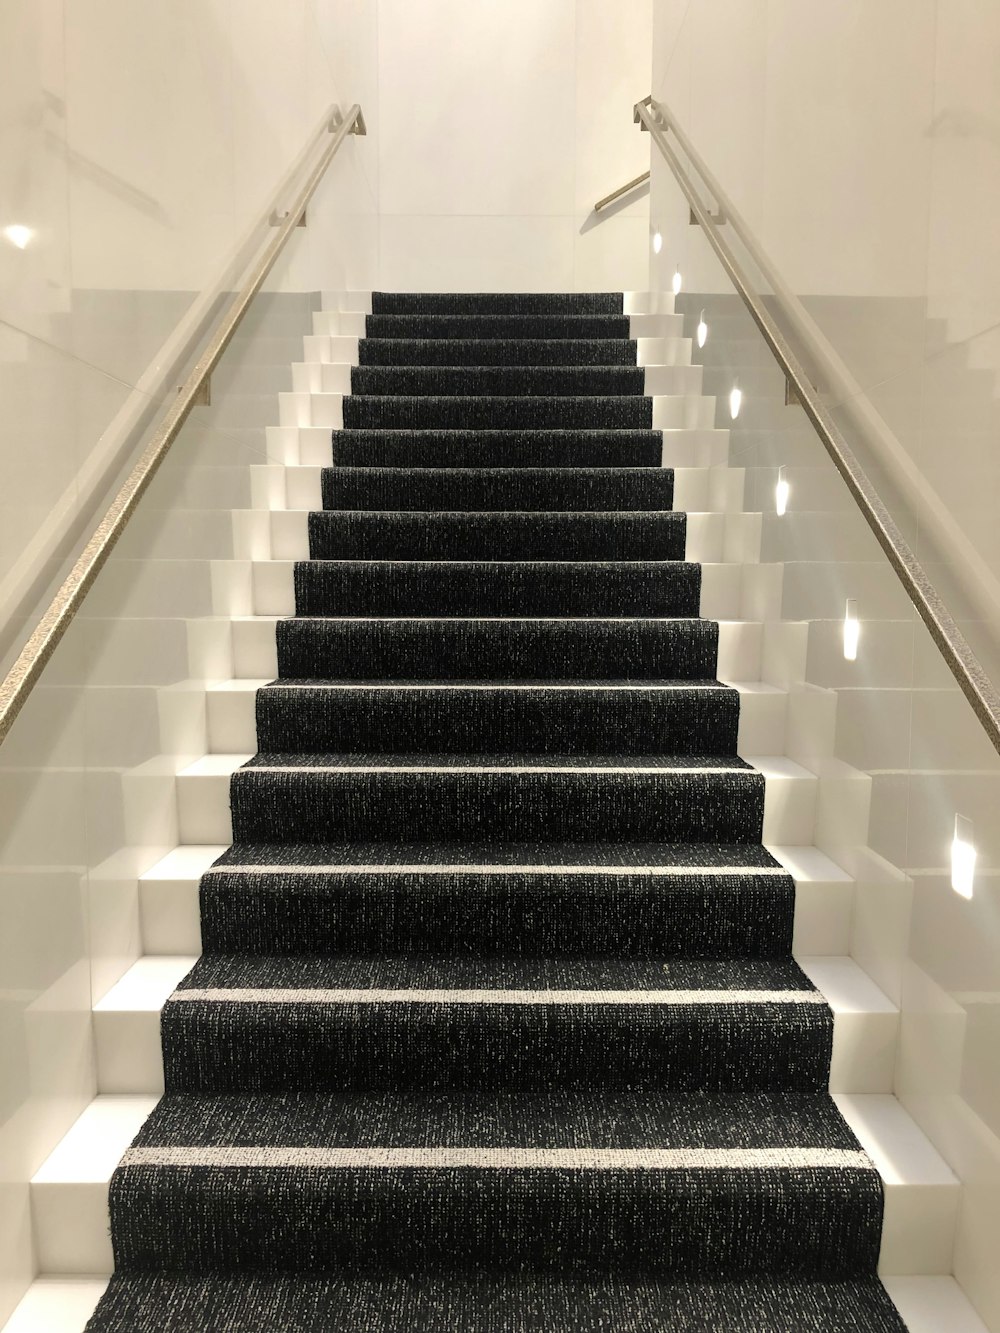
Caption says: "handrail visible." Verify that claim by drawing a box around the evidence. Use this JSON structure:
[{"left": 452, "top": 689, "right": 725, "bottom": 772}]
[
  {"left": 0, "top": 103, "right": 365, "bottom": 746},
  {"left": 594, "top": 171, "right": 650, "bottom": 213},
  {"left": 636, "top": 94, "right": 1000, "bottom": 755}
]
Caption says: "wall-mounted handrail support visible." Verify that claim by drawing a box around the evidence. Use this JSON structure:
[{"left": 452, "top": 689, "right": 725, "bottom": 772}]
[
  {"left": 594, "top": 171, "right": 650, "bottom": 214},
  {"left": 635, "top": 93, "right": 1000, "bottom": 755},
  {"left": 0, "top": 102, "right": 366, "bottom": 747}
]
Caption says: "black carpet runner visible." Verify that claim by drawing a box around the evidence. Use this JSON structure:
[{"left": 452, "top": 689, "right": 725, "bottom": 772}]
[{"left": 88, "top": 292, "right": 905, "bottom": 1331}]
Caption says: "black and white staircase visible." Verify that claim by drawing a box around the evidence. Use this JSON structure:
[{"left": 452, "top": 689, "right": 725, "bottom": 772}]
[{"left": 18, "top": 291, "right": 971, "bottom": 1332}]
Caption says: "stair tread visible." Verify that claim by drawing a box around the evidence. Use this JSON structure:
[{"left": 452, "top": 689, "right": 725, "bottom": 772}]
[
  {"left": 240, "top": 751, "right": 753, "bottom": 770},
  {"left": 210, "top": 841, "right": 786, "bottom": 870},
  {"left": 80, "top": 1274, "right": 910, "bottom": 1333},
  {"left": 128, "top": 1086, "right": 855, "bottom": 1151},
  {"left": 170, "top": 953, "right": 819, "bottom": 996}
]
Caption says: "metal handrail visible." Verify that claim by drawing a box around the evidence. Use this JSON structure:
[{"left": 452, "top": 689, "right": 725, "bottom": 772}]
[
  {"left": 636, "top": 95, "right": 1000, "bottom": 755},
  {"left": 594, "top": 171, "right": 650, "bottom": 213},
  {"left": 0, "top": 103, "right": 365, "bottom": 746}
]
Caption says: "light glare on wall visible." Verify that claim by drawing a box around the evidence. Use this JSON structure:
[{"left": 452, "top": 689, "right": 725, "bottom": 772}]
[
  {"left": 2, "top": 224, "right": 33, "bottom": 250},
  {"left": 728, "top": 380, "right": 742, "bottom": 420},
  {"left": 697, "top": 310, "right": 708, "bottom": 348},
  {"left": 672, "top": 268, "right": 682, "bottom": 296},
  {"left": 652, "top": 231, "right": 663, "bottom": 254},
  {"left": 951, "top": 814, "right": 976, "bottom": 898},
  {"left": 843, "top": 599, "right": 860, "bottom": 661},
  {"left": 775, "top": 466, "right": 789, "bottom": 516}
]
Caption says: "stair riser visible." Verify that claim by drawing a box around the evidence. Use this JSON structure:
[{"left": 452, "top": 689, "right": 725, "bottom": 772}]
[
  {"left": 317, "top": 467, "right": 678, "bottom": 512},
  {"left": 249, "top": 559, "right": 778, "bottom": 621},
  {"left": 228, "top": 768, "right": 765, "bottom": 844},
  {"left": 265, "top": 423, "right": 732, "bottom": 468},
  {"left": 304, "top": 511, "right": 689, "bottom": 562},
  {"left": 311, "top": 313, "right": 685, "bottom": 338},
  {"left": 291, "top": 561, "right": 703, "bottom": 619},
  {"left": 158, "top": 997, "right": 832, "bottom": 1095},
  {"left": 279, "top": 391, "right": 718, "bottom": 432},
  {"left": 175, "top": 762, "right": 813, "bottom": 846},
  {"left": 140, "top": 858, "right": 851, "bottom": 960},
  {"left": 107, "top": 1162, "right": 879, "bottom": 1279},
  {"left": 209, "top": 680, "right": 782, "bottom": 757},
  {"left": 265, "top": 510, "right": 761, "bottom": 564},
  {"left": 251, "top": 686, "right": 739, "bottom": 755},
  {"left": 291, "top": 364, "right": 704, "bottom": 396}
]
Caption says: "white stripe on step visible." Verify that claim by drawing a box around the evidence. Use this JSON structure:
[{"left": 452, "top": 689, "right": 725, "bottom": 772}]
[
  {"left": 121, "top": 1145, "right": 868, "bottom": 1171},
  {"left": 170, "top": 988, "right": 825, "bottom": 1006},
  {"left": 209, "top": 863, "right": 789, "bottom": 877}
]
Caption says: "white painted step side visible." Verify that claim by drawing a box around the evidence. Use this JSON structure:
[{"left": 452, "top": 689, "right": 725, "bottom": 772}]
[
  {"left": 319, "top": 291, "right": 372, "bottom": 313},
  {"left": 4, "top": 1275, "right": 987, "bottom": 1333},
  {"left": 769, "top": 844, "right": 854, "bottom": 956},
  {"left": 93, "top": 952, "right": 894, "bottom": 1097},
  {"left": 30, "top": 1096, "right": 158, "bottom": 1274},
  {"left": 138, "top": 844, "right": 226, "bottom": 957},
  {"left": 301, "top": 333, "right": 360, "bottom": 365},
  {"left": 835, "top": 1094, "right": 961, "bottom": 1276},
  {"left": 0, "top": 1279, "right": 109, "bottom": 1333},
  {"left": 881, "top": 1278, "right": 991, "bottom": 1333}
]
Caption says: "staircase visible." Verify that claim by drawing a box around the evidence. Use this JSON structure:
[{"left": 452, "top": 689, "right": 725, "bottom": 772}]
[{"left": 11, "top": 291, "right": 982, "bottom": 1332}]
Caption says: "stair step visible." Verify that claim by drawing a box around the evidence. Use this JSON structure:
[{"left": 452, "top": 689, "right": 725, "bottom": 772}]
[
  {"left": 28, "top": 1086, "right": 957, "bottom": 1281},
  {"left": 141, "top": 841, "right": 851, "bottom": 961},
  {"left": 278, "top": 390, "right": 718, "bottom": 432},
  {"left": 231, "top": 614, "right": 770, "bottom": 684},
  {"left": 94, "top": 952, "right": 894, "bottom": 1097},
  {"left": 311, "top": 312, "right": 686, "bottom": 339},
  {"left": 203, "top": 676, "right": 784, "bottom": 756},
  {"left": 265, "top": 423, "right": 732, "bottom": 468},
  {"left": 292, "top": 362, "right": 703, "bottom": 396}
]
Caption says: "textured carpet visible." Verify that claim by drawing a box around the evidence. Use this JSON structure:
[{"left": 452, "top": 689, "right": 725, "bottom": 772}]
[{"left": 88, "top": 291, "right": 905, "bottom": 1331}]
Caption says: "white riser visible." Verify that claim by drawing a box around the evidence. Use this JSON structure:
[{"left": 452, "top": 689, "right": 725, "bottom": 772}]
[
  {"left": 226, "top": 617, "right": 805, "bottom": 687},
  {"left": 203, "top": 676, "right": 789, "bottom": 757},
  {"left": 310, "top": 311, "right": 687, "bottom": 338},
  {"left": 246, "top": 558, "right": 784, "bottom": 620},
  {"left": 291, "top": 362, "right": 705, "bottom": 396},
  {"left": 93, "top": 951, "right": 895, "bottom": 1098},
  {"left": 139, "top": 841, "right": 855, "bottom": 962},
  {"left": 255, "top": 465, "right": 748, "bottom": 515},
  {"left": 276, "top": 391, "right": 720, "bottom": 433},
  {"left": 6, "top": 1276, "right": 987, "bottom": 1333},
  {"left": 265, "top": 424, "right": 733, "bottom": 468},
  {"left": 172, "top": 750, "right": 828, "bottom": 848}
]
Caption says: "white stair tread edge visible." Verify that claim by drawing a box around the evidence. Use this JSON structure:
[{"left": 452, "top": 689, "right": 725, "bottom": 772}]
[
  {"left": 32, "top": 1097, "right": 158, "bottom": 1185},
  {"left": 833, "top": 1095, "right": 959, "bottom": 1189},
  {"left": 882, "top": 1278, "right": 991, "bottom": 1333},
  {"left": 0, "top": 1278, "right": 989, "bottom": 1333},
  {"left": 141, "top": 844, "right": 228, "bottom": 880},
  {"left": 0, "top": 1279, "right": 109, "bottom": 1333},
  {"left": 30, "top": 1088, "right": 953, "bottom": 1191},
  {"left": 96, "top": 952, "right": 895, "bottom": 1022}
]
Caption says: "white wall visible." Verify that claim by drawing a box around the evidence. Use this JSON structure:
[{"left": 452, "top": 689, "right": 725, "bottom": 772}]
[
  {"left": 370, "top": 0, "right": 652, "bottom": 292},
  {"left": 649, "top": 4, "right": 1000, "bottom": 1325},
  {"left": 0, "top": 0, "right": 376, "bottom": 664}
]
